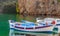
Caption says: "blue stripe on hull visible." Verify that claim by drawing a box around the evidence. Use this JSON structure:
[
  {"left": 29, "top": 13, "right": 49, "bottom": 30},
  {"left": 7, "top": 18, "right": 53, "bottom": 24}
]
[{"left": 56, "top": 24, "right": 60, "bottom": 26}]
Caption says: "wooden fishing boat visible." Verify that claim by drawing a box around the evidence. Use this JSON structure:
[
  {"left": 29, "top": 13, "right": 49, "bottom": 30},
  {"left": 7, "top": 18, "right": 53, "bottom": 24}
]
[{"left": 9, "top": 20, "right": 55, "bottom": 33}]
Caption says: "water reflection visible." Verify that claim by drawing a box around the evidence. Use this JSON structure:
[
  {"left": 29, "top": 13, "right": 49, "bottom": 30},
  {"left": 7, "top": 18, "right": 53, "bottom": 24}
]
[
  {"left": 16, "top": 14, "right": 60, "bottom": 22},
  {"left": 9, "top": 29, "right": 15, "bottom": 36},
  {"left": 9, "top": 29, "right": 36, "bottom": 36},
  {"left": 9, "top": 29, "right": 59, "bottom": 36},
  {"left": 16, "top": 14, "right": 36, "bottom": 22}
]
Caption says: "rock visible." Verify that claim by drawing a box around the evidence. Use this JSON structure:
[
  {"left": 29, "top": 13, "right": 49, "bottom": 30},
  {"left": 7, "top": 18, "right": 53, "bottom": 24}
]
[{"left": 18, "top": 0, "right": 58, "bottom": 15}]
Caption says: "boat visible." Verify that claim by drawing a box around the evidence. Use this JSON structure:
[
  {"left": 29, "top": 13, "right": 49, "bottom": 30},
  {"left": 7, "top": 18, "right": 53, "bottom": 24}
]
[
  {"left": 36, "top": 18, "right": 56, "bottom": 25},
  {"left": 8, "top": 20, "right": 55, "bottom": 33},
  {"left": 36, "top": 18, "right": 59, "bottom": 33},
  {"left": 43, "top": 18, "right": 55, "bottom": 24}
]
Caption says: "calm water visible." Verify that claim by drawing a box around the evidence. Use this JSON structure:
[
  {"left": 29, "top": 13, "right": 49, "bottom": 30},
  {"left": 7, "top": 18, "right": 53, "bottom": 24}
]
[{"left": 0, "top": 14, "right": 16, "bottom": 36}]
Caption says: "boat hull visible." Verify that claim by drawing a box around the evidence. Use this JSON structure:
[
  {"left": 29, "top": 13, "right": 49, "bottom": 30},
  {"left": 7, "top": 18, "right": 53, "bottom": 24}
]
[
  {"left": 14, "top": 26, "right": 54, "bottom": 32},
  {"left": 8, "top": 20, "right": 54, "bottom": 33}
]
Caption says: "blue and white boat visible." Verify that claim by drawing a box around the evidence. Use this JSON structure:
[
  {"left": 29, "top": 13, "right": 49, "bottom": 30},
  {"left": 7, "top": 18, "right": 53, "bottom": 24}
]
[
  {"left": 8, "top": 20, "right": 55, "bottom": 33},
  {"left": 36, "top": 18, "right": 60, "bottom": 33}
]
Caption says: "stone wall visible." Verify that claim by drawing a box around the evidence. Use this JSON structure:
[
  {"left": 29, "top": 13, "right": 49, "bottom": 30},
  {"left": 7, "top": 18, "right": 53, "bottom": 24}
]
[
  {"left": 0, "top": 0, "right": 16, "bottom": 14},
  {"left": 18, "top": 0, "right": 58, "bottom": 15},
  {"left": 57, "top": 3, "right": 60, "bottom": 15}
]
